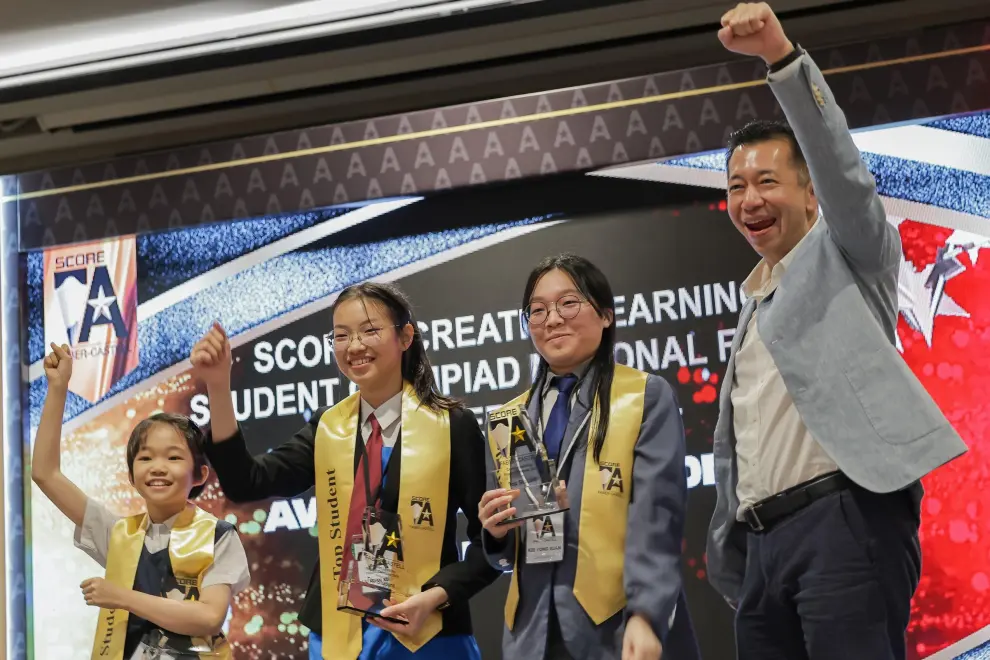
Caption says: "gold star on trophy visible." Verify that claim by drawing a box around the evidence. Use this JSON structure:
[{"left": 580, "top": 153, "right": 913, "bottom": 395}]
[{"left": 386, "top": 531, "right": 400, "bottom": 548}]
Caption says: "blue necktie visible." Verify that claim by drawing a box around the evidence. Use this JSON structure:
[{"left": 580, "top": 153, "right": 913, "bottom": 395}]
[{"left": 544, "top": 375, "right": 579, "bottom": 462}]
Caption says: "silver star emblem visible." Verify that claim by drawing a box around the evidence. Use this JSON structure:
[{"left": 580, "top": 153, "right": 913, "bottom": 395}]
[
  {"left": 896, "top": 229, "right": 989, "bottom": 351},
  {"left": 86, "top": 285, "right": 117, "bottom": 322}
]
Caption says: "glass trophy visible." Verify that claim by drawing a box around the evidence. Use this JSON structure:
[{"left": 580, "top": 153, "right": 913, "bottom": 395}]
[
  {"left": 336, "top": 508, "right": 408, "bottom": 625},
  {"left": 487, "top": 404, "right": 569, "bottom": 525}
]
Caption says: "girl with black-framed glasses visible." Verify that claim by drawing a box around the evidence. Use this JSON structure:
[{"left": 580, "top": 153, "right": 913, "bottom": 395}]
[{"left": 191, "top": 282, "right": 499, "bottom": 660}]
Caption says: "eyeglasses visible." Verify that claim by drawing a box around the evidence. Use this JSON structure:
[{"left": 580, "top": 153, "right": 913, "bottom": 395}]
[
  {"left": 324, "top": 325, "right": 403, "bottom": 351},
  {"left": 523, "top": 294, "right": 588, "bottom": 326}
]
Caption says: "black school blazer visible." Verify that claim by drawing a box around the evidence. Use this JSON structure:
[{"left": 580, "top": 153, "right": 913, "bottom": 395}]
[{"left": 206, "top": 404, "right": 500, "bottom": 636}]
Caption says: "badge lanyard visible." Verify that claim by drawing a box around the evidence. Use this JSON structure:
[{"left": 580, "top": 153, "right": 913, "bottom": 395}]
[
  {"left": 358, "top": 438, "right": 392, "bottom": 510},
  {"left": 526, "top": 374, "right": 590, "bottom": 566}
]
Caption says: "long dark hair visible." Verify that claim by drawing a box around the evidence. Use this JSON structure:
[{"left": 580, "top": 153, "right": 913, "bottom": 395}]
[
  {"left": 332, "top": 281, "right": 459, "bottom": 412},
  {"left": 522, "top": 254, "right": 615, "bottom": 464}
]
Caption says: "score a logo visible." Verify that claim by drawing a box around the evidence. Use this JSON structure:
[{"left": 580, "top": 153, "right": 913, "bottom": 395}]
[
  {"left": 598, "top": 462, "right": 625, "bottom": 496},
  {"left": 534, "top": 515, "right": 556, "bottom": 538},
  {"left": 44, "top": 237, "right": 140, "bottom": 403},
  {"left": 410, "top": 496, "right": 435, "bottom": 529},
  {"left": 53, "top": 252, "right": 128, "bottom": 345}
]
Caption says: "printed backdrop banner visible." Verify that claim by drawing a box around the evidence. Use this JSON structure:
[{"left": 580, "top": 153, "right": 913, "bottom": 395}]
[
  {"left": 24, "top": 176, "right": 743, "bottom": 660},
  {"left": 42, "top": 237, "right": 139, "bottom": 403},
  {"left": 4, "top": 21, "right": 990, "bottom": 251},
  {"left": 6, "top": 14, "right": 990, "bottom": 660},
  {"left": 22, "top": 138, "right": 990, "bottom": 657}
]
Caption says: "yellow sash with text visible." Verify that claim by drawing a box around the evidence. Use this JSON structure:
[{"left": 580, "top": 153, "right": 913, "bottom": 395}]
[
  {"left": 314, "top": 381, "right": 451, "bottom": 660},
  {"left": 92, "top": 505, "right": 230, "bottom": 660},
  {"left": 498, "top": 364, "right": 647, "bottom": 628}
]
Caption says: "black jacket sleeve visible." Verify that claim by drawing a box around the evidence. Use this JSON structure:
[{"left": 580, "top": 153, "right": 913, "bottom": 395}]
[
  {"left": 205, "top": 407, "right": 329, "bottom": 502},
  {"left": 424, "top": 407, "right": 502, "bottom": 604}
]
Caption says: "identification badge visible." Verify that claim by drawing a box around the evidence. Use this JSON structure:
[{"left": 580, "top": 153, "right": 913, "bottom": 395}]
[{"left": 524, "top": 512, "right": 565, "bottom": 564}]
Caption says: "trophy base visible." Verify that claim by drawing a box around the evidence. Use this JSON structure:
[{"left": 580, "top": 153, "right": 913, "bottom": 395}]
[
  {"left": 336, "top": 604, "right": 408, "bottom": 626},
  {"left": 495, "top": 505, "right": 570, "bottom": 526},
  {"left": 337, "top": 552, "right": 408, "bottom": 626}
]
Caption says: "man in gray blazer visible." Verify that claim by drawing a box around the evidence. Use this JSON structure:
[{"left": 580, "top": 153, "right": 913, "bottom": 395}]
[{"left": 706, "top": 3, "right": 968, "bottom": 659}]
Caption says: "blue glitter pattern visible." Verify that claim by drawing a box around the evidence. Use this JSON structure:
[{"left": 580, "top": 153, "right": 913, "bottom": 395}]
[
  {"left": 926, "top": 111, "right": 990, "bottom": 140},
  {"left": 138, "top": 207, "right": 346, "bottom": 299},
  {"left": 29, "top": 215, "right": 552, "bottom": 427},
  {"left": 859, "top": 152, "right": 990, "bottom": 219},
  {"left": 957, "top": 638, "right": 990, "bottom": 659},
  {"left": 660, "top": 150, "right": 990, "bottom": 220},
  {"left": 26, "top": 252, "right": 43, "bottom": 363},
  {"left": 25, "top": 207, "right": 346, "bottom": 364},
  {"left": 664, "top": 152, "right": 726, "bottom": 171}
]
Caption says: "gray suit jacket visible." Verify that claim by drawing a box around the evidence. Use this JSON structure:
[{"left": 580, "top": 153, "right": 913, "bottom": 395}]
[
  {"left": 483, "top": 366, "right": 691, "bottom": 660},
  {"left": 706, "top": 52, "right": 968, "bottom": 603}
]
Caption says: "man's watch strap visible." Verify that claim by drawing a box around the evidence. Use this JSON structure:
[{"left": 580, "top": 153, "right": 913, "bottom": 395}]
[{"left": 768, "top": 45, "right": 805, "bottom": 74}]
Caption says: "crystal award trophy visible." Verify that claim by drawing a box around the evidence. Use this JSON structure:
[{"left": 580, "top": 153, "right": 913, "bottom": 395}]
[
  {"left": 336, "top": 507, "right": 408, "bottom": 625},
  {"left": 487, "top": 404, "right": 569, "bottom": 525}
]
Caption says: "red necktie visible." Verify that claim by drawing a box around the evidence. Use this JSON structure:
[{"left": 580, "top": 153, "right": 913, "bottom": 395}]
[{"left": 342, "top": 414, "right": 384, "bottom": 587}]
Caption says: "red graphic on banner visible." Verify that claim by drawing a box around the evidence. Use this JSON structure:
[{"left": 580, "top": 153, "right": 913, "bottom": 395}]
[{"left": 896, "top": 220, "right": 990, "bottom": 658}]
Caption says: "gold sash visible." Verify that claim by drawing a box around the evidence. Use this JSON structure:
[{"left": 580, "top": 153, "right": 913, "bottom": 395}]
[
  {"left": 93, "top": 504, "right": 231, "bottom": 660},
  {"left": 502, "top": 364, "right": 648, "bottom": 628},
  {"left": 314, "top": 381, "right": 451, "bottom": 660}
]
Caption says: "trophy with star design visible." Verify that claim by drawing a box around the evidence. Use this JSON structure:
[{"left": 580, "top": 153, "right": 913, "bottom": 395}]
[
  {"left": 337, "top": 508, "right": 408, "bottom": 624},
  {"left": 486, "top": 404, "right": 569, "bottom": 525}
]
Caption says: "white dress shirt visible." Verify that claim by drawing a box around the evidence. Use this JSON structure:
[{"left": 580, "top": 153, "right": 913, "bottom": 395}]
[
  {"left": 360, "top": 391, "right": 403, "bottom": 448},
  {"left": 731, "top": 227, "right": 839, "bottom": 520}
]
